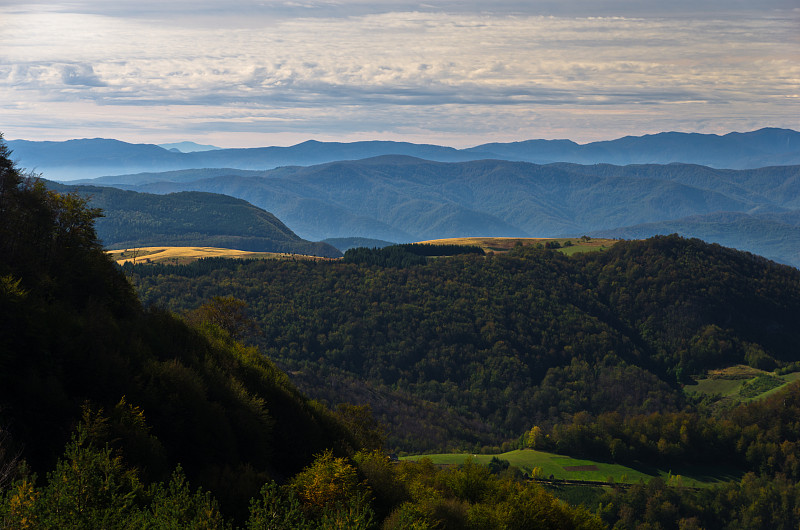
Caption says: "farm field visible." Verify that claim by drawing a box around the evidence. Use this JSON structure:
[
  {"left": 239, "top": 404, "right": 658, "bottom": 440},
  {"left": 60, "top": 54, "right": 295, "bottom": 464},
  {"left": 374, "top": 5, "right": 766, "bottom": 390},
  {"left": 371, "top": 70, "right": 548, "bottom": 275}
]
[
  {"left": 401, "top": 449, "right": 740, "bottom": 488},
  {"left": 685, "top": 365, "right": 800, "bottom": 404},
  {"left": 416, "top": 236, "right": 618, "bottom": 255},
  {"left": 106, "top": 246, "right": 329, "bottom": 265}
]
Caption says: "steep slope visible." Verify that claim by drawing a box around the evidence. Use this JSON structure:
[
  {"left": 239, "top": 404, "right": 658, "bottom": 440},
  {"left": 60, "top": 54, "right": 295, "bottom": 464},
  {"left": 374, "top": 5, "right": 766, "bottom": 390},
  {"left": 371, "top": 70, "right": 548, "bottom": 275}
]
[
  {"left": 47, "top": 181, "right": 342, "bottom": 257},
  {"left": 0, "top": 142, "right": 357, "bottom": 515}
]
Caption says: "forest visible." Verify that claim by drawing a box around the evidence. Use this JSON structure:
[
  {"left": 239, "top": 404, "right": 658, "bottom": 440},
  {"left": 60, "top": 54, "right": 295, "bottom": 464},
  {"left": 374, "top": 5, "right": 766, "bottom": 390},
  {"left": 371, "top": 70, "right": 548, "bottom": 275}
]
[
  {"left": 5, "top": 133, "right": 800, "bottom": 528},
  {"left": 126, "top": 234, "right": 800, "bottom": 452}
]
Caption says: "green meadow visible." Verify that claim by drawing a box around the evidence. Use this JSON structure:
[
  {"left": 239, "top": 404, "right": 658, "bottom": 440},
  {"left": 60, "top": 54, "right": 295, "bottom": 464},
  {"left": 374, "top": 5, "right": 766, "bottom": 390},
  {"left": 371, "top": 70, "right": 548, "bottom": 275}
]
[
  {"left": 685, "top": 365, "right": 800, "bottom": 404},
  {"left": 401, "top": 448, "right": 740, "bottom": 488}
]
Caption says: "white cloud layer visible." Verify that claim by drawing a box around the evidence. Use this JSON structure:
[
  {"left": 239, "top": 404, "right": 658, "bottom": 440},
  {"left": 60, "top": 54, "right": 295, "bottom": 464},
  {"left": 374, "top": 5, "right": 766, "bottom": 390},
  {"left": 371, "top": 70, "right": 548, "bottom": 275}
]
[{"left": 0, "top": 2, "right": 797, "bottom": 146}]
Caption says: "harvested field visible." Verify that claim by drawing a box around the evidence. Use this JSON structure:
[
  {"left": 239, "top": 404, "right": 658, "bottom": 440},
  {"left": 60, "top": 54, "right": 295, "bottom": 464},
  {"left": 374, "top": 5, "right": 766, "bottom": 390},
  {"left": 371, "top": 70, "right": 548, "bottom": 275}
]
[{"left": 107, "top": 246, "right": 329, "bottom": 265}]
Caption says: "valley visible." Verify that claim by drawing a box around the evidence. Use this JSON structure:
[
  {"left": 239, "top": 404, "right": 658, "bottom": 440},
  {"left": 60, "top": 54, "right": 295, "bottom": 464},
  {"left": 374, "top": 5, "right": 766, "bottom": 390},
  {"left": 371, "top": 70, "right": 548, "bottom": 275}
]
[
  {"left": 4, "top": 0, "right": 797, "bottom": 522},
  {"left": 5, "top": 133, "right": 800, "bottom": 527}
]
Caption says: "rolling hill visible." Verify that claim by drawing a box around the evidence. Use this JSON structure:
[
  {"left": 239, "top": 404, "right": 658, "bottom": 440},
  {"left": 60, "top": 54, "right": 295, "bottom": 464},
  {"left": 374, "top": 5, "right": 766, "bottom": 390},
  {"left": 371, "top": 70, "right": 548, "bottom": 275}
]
[
  {"left": 590, "top": 211, "right": 800, "bottom": 267},
  {"left": 468, "top": 128, "right": 800, "bottom": 168},
  {"left": 47, "top": 181, "right": 342, "bottom": 257}
]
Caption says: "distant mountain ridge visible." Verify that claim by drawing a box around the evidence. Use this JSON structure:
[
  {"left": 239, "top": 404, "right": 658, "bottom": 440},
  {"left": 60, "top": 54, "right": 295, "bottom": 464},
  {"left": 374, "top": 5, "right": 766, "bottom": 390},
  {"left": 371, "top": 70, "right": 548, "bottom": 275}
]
[
  {"left": 8, "top": 128, "right": 799, "bottom": 180},
  {"left": 158, "top": 141, "right": 221, "bottom": 153}
]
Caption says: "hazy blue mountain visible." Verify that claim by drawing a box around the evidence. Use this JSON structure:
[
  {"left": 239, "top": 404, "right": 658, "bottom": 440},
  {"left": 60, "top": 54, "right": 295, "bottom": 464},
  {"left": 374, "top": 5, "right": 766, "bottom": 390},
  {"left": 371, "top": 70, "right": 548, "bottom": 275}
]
[
  {"left": 469, "top": 128, "right": 800, "bottom": 168},
  {"left": 71, "top": 167, "right": 267, "bottom": 186},
  {"left": 322, "top": 237, "right": 396, "bottom": 252},
  {"left": 158, "top": 141, "right": 221, "bottom": 152},
  {"left": 8, "top": 128, "right": 799, "bottom": 180},
  {"left": 47, "top": 181, "right": 342, "bottom": 257},
  {"left": 7, "top": 138, "right": 488, "bottom": 180},
  {"left": 8, "top": 138, "right": 189, "bottom": 179},
  {"left": 105, "top": 156, "right": 797, "bottom": 245}
]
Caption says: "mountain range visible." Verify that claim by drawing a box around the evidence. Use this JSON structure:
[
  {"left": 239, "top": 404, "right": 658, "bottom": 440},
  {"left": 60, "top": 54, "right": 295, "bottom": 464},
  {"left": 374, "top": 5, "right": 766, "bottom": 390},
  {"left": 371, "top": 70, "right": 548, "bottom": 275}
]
[
  {"left": 12, "top": 128, "right": 800, "bottom": 268},
  {"left": 8, "top": 128, "right": 799, "bottom": 180},
  {"left": 64, "top": 156, "right": 800, "bottom": 267}
]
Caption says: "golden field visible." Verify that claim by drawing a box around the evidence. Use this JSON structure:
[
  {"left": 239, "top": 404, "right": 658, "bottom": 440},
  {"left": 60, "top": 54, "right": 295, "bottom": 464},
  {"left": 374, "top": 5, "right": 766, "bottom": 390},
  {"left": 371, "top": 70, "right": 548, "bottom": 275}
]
[{"left": 107, "top": 246, "right": 329, "bottom": 265}]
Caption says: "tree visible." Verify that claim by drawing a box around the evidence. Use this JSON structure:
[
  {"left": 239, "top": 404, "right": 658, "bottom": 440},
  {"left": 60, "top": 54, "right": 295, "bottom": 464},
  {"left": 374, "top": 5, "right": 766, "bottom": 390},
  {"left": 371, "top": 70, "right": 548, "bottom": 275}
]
[
  {"left": 335, "top": 404, "right": 386, "bottom": 452},
  {"left": 247, "top": 482, "right": 312, "bottom": 530},
  {"left": 186, "top": 296, "right": 258, "bottom": 341},
  {"left": 524, "top": 426, "right": 544, "bottom": 449},
  {"left": 35, "top": 426, "right": 143, "bottom": 529},
  {"left": 290, "top": 450, "right": 374, "bottom": 528}
]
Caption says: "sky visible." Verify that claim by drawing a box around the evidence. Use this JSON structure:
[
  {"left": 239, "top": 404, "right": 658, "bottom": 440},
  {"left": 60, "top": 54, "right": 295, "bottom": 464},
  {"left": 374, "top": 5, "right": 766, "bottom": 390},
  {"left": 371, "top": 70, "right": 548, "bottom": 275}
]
[{"left": 1, "top": 1, "right": 798, "bottom": 148}]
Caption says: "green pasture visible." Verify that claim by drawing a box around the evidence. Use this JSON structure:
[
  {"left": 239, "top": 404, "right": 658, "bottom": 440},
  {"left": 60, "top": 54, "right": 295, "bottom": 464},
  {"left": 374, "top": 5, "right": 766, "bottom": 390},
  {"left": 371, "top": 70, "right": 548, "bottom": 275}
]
[
  {"left": 414, "top": 237, "right": 617, "bottom": 256},
  {"left": 401, "top": 449, "right": 738, "bottom": 488},
  {"left": 558, "top": 241, "right": 611, "bottom": 256},
  {"left": 685, "top": 366, "right": 800, "bottom": 404}
]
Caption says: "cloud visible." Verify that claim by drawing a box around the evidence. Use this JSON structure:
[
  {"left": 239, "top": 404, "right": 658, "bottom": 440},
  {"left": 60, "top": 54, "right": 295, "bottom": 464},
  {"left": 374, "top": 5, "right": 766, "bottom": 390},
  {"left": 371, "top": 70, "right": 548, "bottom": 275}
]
[
  {"left": 61, "top": 64, "right": 105, "bottom": 87},
  {"left": 0, "top": 4, "right": 797, "bottom": 145},
  {"left": 9, "top": 0, "right": 798, "bottom": 18}
]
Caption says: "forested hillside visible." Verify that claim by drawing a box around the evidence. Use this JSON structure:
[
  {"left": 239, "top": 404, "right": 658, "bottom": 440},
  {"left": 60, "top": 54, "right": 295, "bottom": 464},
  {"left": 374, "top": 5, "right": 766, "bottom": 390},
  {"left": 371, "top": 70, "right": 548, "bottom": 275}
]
[
  {"left": 127, "top": 236, "right": 800, "bottom": 453},
  {"left": 590, "top": 210, "right": 800, "bottom": 267},
  {"left": 0, "top": 138, "right": 360, "bottom": 521}
]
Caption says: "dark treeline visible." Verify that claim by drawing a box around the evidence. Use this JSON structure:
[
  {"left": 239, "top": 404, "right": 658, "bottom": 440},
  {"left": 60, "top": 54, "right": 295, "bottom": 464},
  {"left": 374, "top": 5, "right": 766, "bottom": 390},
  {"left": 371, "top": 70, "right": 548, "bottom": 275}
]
[
  {"left": 343, "top": 243, "right": 484, "bottom": 267},
  {"left": 120, "top": 255, "right": 249, "bottom": 278}
]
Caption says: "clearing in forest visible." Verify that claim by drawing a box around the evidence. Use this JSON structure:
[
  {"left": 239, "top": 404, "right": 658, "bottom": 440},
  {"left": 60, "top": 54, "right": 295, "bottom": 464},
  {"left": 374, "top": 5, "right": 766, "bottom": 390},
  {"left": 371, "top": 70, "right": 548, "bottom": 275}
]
[
  {"left": 401, "top": 449, "right": 740, "bottom": 488},
  {"left": 415, "top": 237, "right": 618, "bottom": 255},
  {"left": 685, "top": 365, "right": 800, "bottom": 404}
]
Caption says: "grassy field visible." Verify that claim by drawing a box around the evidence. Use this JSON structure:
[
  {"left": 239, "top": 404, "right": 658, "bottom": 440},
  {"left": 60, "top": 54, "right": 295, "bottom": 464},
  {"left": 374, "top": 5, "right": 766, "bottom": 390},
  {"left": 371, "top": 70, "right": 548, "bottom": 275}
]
[
  {"left": 107, "top": 239, "right": 617, "bottom": 265},
  {"left": 401, "top": 449, "right": 739, "bottom": 488},
  {"left": 107, "top": 246, "right": 330, "bottom": 265},
  {"left": 685, "top": 365, "right": 800, "bottom": 404},
  {"left": 416, "top": 237, "right": 618, "bottom": 255}
]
